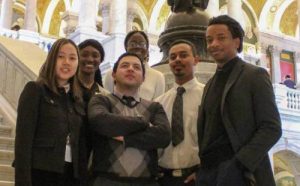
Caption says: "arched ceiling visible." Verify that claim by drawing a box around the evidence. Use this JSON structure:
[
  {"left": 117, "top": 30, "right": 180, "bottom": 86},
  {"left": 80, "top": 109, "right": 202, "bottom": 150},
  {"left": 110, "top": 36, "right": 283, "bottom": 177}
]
[
  {"left": 280, "top": 1, "right": 297, "bottom": 36},
  {"left": 12, "top": 0, "right": 299, "bottom": 37},
  {"left": 247, "top": 0, "right": 267, "bottom": 18},
  {"left": 137, "top": 0, "right": 157, "bottom": 19}
]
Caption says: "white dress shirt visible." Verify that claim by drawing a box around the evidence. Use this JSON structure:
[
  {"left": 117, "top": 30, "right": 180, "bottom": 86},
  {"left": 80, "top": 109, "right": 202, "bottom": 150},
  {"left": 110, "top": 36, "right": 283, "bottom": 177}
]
[
  {"left": 103, "top": 63, "right": 165, "bottom": 101},
  {"left": 155, "top": 78, "right": 204, "bottom": 169}
]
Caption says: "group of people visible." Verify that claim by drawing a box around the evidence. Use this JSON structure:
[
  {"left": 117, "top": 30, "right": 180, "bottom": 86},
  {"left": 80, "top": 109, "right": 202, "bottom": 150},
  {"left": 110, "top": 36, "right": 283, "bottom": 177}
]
[{"left": 14, "top": 15, "right": 282, "bottom": 186}]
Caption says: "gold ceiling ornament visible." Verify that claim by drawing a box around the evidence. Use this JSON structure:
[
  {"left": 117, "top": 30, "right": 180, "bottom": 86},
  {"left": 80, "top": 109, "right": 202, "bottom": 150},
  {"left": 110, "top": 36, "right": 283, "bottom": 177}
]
[
  {"left": 49, "top": 0, "right": 65, "bottom": 36},
  {"left": 280, "top": 1, "right": 297, "bottom": 36}
]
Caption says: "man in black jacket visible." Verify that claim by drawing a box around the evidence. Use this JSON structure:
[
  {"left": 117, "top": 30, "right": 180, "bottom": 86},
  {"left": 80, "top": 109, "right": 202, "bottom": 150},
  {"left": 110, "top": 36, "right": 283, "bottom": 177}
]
[
  {"left": 88, "top": 52, "right": 171, "bottom": 186},
  {"left": 196, "top": 15, "right": 282, "bottom": 186}
]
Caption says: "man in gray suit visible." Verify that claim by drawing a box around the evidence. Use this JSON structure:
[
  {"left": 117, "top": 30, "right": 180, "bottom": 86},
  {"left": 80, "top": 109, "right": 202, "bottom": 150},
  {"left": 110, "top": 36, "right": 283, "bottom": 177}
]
[{"left": 196, "top": 15, "right": 282, "bottom": 186}]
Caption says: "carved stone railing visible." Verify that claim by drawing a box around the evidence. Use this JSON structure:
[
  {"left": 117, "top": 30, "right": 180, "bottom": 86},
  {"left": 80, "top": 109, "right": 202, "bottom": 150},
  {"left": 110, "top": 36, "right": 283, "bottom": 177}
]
[
  {"left": 0, "top": 28, "right": 56, "bottom": 52},
  {"left": 274, "top": 84, "right": 300, "bottom": 112},
  {"left": 0, "top": 36, "right": 45, "bottom": 126},
  {"left": 0, "top": 42, "right": 37, "bottom": 111},
  {"left": 0, "top": 28, "right": 18, "bottom": 40}
]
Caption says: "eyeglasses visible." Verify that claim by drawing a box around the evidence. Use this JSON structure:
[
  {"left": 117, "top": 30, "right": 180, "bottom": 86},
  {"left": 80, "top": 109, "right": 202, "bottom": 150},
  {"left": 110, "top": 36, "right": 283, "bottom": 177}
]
[{"left": 128, "top": 42, "right": 147, "bottom": 48}]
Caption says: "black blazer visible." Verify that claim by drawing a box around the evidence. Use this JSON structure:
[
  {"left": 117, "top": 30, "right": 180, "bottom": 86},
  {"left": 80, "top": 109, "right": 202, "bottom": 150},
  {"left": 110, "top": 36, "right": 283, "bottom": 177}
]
[
  {"left": 198, "top": 58, "right": 282, "bottom": 186},
  {"left": 14, "top": 81, "right": 87, "bottom": 186}
]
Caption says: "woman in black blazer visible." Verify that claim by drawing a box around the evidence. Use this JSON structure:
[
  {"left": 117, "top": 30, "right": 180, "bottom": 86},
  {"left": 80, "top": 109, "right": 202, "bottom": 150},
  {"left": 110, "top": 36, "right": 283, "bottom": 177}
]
[{"left": 14, "top": 38, "right": 87, "bottom": 186}]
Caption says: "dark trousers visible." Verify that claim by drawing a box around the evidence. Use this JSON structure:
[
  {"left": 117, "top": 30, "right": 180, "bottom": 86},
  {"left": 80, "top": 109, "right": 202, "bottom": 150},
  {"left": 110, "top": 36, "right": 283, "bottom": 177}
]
[
  {"left": 32, "top": 163, "right": 80, "bottom": 186},
  {"left": 196, "top": 159, "right": 247, "bottom": 186},
  {"left": 92, "top": 176, "right": 159, "bottom": 186},
  {"left": 158, "top": 175, "right": 195, "bottom": 186}
]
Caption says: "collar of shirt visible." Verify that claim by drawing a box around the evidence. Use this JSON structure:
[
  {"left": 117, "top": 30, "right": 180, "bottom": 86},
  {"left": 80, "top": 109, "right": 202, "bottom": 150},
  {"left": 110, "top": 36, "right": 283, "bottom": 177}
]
[
  {"left": 59, "top": 83, "right": 70, "bottom": 93},
  {"left": 216, "top": 56, "right": 239, "bottom": 73},
  {"left": 113, "top": 87, "right": 140, "bottom": 103},
  {"left": 173, "top": 77, "right": 198, "bottom": 92}
]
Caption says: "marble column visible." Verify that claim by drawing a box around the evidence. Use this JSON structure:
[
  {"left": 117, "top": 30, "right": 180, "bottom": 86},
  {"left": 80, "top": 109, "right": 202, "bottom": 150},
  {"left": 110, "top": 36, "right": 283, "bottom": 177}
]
[
  {"left": 127, "top": 0, "right": 136, "bottom": 32},
  {"left": 127, "top": 10, "right": 135, "bottom": 32},
  {"left": 227, "top": 0, "right": 244, "bottom": 28},
  {"left": 69, "top": 0, "right": 106, "bottom": 43},
  {"left": 101, "top": 3, "right": 110, "bottom": 34},
  {"left": 0, "top": 0, "right": 13, "bottom": 29},
  {"left": 77, "top": 0, "right": 97, "bottom": 30},
  {"left": 61, "top": 11, "right": 78, "bottom": 37},
  {"left": 24, "top": 0, "right": 37, "bottom": 31},
  {"left": 109, "top": 0, "right": 127, "bottom": 34},
  {"left": 295, "top": 52, "right": 300, "bottom": 87},
  {"left": 205, "top": 0, "right": 219, "bottom": 17},
  {"left": 267, "top": 45, "right": 281, "bottom": 83},
  {"left": 297, "top": 0, "right": 300, "bottom": 39},
  {"left": 18, "top": 0, "right": 39, "bottom": 43}
]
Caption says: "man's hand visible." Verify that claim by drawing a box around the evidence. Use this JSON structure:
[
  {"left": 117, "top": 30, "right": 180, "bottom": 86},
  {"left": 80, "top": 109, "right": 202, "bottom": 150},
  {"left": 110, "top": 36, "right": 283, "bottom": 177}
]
[
  {"left": 184, "top": 172, "right": 196, "bottom": 184},
  {"left": 113, "top": 136, "right": 124, "bottom": 141}
]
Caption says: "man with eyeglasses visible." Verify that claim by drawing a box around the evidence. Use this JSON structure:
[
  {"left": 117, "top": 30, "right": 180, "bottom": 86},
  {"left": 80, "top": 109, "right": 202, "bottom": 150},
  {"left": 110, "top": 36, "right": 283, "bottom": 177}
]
[
  {"left": 88, "top": 52, "right": 171, "bottom": 186},
  {"left": 104, "top": 31, "right": 166, "bottom": 101}
]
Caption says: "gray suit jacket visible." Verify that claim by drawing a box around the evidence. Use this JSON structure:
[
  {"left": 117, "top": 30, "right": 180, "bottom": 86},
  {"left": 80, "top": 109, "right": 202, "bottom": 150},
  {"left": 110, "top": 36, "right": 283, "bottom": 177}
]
[{"left": 197, "top": 58, "right": 282, "bottom": 185}]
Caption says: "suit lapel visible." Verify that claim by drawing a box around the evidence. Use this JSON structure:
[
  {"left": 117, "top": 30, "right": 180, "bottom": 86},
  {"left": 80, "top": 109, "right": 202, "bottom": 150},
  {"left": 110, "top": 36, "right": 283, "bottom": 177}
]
[
  {"left": 198, "top": 78, "right": 213, "bottom": 146},
  {"left": 220, "top": 59, "right": 244, "bottom": 151},
  {"left": 221, "top": 59, "right": 244, "bottom": 113}
]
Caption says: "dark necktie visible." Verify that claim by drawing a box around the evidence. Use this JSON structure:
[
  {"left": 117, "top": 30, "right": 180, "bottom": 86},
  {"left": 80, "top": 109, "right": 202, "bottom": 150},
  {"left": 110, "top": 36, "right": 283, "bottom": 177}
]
[
  {"left": 171, "top": 87, "right": 186, "bottom": 146},
  {"left": 122, "top": 96, "right": 136, "bottom": 107}
]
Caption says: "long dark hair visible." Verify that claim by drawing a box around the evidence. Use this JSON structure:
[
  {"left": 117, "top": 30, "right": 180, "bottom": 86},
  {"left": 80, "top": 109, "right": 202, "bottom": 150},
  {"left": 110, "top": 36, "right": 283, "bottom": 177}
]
[{"left": 37, "top": 38, "right": 82, "bottom": 101}]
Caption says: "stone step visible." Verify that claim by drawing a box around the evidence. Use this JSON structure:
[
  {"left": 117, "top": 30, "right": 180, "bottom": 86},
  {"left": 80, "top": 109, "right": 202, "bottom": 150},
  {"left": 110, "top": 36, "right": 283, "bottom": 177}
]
[
  {"left": 0, "top": 126, "right": 12, "bottom": 138},
  {"left": 0, "top": 150, "right": 13, "bottom": 166},
  {"left": 0, "top": 165, "right": 14, "bottom": 182},
  {"left": 0, "top": 181, "right": 14, "bottom": 186},
  {"left": 0, "top": 116, "right": 3, "bottom": 125},
  {"left": 0, "top": 137, "right": 14, "bottom": 151}
]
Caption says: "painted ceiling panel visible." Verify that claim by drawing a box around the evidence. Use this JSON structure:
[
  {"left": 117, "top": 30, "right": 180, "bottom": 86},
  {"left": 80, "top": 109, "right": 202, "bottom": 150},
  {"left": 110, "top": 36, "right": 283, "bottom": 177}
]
[{"left": 280, "top": 1, "right": 297, "bottom": 36}]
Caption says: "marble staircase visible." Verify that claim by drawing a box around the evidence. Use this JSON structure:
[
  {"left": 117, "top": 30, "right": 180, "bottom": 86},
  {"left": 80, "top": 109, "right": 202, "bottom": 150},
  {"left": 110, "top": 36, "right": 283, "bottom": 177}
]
[{"left": 0, "top": 115, "right": 14, "bottom": 186}]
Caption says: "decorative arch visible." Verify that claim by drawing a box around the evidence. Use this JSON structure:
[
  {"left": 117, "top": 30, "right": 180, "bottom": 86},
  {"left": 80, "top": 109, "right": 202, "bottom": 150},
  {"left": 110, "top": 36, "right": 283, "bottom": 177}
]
[
  {"left": 273, "top": 149, "right": 300, "bottom": 185},
  {"left": 259, "top": 0, "right": 285, "bottom": 31},
  {"left": 273, "top": 0, "right": 294, "bottom": 33},
  {"left": 134, "top": 2, "right": 149, "bottom": 31},
  {"left": 243, "top": 0, "right": 259, "bottom": 27},
  {"left": 41, "top": 0, "right": 71, "bottom": 34},
  {"left": 148, "top": 0, "right": 166, "bottom": 34}
]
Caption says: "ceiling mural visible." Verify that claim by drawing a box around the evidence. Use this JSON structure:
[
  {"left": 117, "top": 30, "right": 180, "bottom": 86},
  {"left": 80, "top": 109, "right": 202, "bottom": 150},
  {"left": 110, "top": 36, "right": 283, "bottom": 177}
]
[{"left": 280, "top": 1, "right": 297, "bottom": 36}]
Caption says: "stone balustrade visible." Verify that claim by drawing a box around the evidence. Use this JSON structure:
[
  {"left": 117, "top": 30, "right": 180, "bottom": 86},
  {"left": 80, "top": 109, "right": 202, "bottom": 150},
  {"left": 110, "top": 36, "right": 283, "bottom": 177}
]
[
  {"left": 0, "top": 42, "right": 37, "bottom": 111},
  {"left": 274, "top": 84, "right": 300, "bottom": 112},
  {"left": 0, "top": 28, "right": 55, "bottom": 52},
  {"left": 0, "top": 28, "right": 18, "bottom": 40}
]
